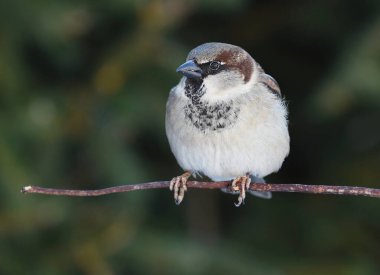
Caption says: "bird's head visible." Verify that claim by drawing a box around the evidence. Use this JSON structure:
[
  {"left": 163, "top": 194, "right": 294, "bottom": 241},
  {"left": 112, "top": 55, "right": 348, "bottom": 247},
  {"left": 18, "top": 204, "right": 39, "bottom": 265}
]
[{"left": 176, "top": 42, "right": 257, "bottom": 102}]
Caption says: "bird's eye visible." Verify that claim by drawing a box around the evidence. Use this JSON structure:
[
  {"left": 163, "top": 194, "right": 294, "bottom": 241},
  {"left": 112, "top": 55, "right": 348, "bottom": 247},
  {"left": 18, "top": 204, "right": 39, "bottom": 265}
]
[{"left": 209, "top": 61, "right": 221, "bottom": 71}]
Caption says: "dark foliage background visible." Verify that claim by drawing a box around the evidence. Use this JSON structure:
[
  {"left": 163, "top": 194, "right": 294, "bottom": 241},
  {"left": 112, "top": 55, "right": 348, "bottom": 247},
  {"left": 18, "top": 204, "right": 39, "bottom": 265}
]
[{"left": 1, "top": 0, "right": 380, "bottom": 274}]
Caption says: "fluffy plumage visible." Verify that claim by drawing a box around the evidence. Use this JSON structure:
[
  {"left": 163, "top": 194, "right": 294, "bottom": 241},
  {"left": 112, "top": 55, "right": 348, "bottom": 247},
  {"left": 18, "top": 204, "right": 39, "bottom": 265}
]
[{"left": 166, "top": 42, "right": 290, "bottom": 205}]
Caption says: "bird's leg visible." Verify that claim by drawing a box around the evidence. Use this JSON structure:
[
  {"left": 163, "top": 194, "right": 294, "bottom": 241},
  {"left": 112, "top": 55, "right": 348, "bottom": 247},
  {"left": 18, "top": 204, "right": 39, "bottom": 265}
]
[
  {"left": 169, "top": 171, "right": 191, "bottom": 205},
  {"left": 231, "top": 174, "right": 251, "bottom": 207}
]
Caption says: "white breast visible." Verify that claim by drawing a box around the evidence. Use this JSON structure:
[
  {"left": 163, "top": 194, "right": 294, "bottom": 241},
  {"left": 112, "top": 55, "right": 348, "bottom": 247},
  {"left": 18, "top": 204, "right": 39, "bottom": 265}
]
[{"left": 165, "top": 81, "right": 290, "bottom": 181}]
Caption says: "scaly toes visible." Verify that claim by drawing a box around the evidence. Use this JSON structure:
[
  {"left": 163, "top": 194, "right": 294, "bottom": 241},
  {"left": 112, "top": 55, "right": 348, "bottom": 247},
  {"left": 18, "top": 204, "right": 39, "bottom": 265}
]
[
  {"left": 175, "top": 175, "right": 189, "bottom": 205},
  {"left": 232, "top": 175, "right": 251, "bottom": 207},
  {"left": 231, "top": 177, "right": 241, "bottom": 192},
  {"left": 245, "top": 176, "right": 251, "bottom": 191},
  {"left": 235, "top": 196, "right": 244, "bottom": 207},
  {"left": 173, "top": 177, "right": 181, "bottom": 202},
  {"left": 176, "top": 186, "right": 185, "bottom": 205},
  {"left": 236, "top": 179, "right": 246, "bottom": 207},
  {"left": 169, "top": 177, "right": 176, "bottom": 191},
  {"left": 170, "top": 172, "right": 190, "bottom": 205}
]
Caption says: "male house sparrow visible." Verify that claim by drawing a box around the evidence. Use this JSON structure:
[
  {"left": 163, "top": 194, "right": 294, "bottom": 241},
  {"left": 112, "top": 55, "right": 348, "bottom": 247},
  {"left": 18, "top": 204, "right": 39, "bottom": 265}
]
[{"left": 166, "top": 42, "right": 289, "bottom": 206}]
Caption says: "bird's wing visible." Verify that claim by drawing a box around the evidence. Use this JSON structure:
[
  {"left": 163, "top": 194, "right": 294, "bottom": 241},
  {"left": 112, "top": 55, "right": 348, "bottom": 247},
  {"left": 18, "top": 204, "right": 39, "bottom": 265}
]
[{"left": 257, "top": 63, "right": 281, "bottom": 96}]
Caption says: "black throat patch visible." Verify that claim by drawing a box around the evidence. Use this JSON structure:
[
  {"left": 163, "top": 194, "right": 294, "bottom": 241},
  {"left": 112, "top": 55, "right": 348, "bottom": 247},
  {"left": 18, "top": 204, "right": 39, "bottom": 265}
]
[
  {"left": 184, "top": 78, "right": 205, "bottom": 105},
  {"left": 183, "top": 79, "right": 240, "bottom": 132}
]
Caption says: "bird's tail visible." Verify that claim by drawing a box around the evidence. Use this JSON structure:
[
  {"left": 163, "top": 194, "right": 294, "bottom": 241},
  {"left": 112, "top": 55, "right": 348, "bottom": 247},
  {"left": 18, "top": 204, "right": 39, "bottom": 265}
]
[
  {"left": 220, "top": 175, "right": 272, "bottom": 199},
  {"left": 248, "top": 176, "right": 272, "bottom": 199}
]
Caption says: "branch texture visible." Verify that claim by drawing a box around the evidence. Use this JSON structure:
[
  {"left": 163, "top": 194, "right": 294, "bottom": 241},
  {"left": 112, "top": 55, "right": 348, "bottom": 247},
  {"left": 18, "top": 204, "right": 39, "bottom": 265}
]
[{"left": 21, "top": 181, "right": 380, "bottom": 198}]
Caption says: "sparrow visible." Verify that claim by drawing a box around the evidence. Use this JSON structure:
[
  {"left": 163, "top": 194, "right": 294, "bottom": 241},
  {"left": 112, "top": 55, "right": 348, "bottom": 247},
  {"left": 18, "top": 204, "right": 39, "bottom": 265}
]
[{"left": 165, "top": 42, "right": 290, "bottom": 206}]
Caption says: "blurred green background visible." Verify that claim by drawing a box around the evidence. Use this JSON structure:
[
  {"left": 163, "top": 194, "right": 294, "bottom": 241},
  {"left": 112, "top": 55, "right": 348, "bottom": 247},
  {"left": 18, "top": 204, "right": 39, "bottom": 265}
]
[{"left": 1, "top": 0, "right": 380, "bottom": 274}]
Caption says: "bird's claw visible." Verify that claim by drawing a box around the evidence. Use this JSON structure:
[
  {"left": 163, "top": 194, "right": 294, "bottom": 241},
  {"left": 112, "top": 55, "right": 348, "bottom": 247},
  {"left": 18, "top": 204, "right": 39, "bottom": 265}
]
[
  {"left": 169, "top": 172, "right": 191, "bottom": 205},
  {"left": 231, "top": 175, "right": 251, "bottom": 207}
]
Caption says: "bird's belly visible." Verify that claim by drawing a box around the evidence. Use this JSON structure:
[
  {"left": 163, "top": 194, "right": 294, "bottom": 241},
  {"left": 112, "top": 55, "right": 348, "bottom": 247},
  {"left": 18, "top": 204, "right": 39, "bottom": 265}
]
[{"left": 169, "top": 118, "right": 289, "bottom": 181}]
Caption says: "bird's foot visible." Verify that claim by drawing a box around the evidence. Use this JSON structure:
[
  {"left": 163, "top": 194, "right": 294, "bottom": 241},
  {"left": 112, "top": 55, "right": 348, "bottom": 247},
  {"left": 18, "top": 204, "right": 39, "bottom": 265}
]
[
  {"left": 169, "top": 171, "right": 191, "bottom": 205},
  {"left": 231, "top": 175, "right": 251, "bottom": 207}
]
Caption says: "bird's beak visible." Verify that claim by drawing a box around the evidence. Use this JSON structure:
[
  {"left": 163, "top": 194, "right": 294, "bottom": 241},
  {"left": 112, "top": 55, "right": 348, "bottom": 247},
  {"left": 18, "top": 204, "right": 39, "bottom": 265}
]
[{"left": 176, "top": 60, "right": 203, "bottom": 79}]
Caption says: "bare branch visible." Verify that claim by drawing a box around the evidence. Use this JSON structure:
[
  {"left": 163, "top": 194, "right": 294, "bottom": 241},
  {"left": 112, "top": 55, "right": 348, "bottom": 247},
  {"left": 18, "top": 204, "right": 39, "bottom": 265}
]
[{"left": 21, "top": 181, "right": 380, "bottom": 198}]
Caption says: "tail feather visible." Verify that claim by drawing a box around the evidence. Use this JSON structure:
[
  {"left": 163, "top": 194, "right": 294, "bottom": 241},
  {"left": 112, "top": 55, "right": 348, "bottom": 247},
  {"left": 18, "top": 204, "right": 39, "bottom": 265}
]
[
  {"left": 248, "top": 176, "right": 272, "bottom": 199},
  {"left": 220, "top": 175, "right": 272, "bottom": 200}
]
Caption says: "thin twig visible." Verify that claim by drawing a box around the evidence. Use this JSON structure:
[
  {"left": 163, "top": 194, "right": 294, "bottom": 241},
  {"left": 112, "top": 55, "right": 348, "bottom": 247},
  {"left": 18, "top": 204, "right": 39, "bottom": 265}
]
[{"left": 21, "top": 181, "right": 380, "bottom": 198}]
